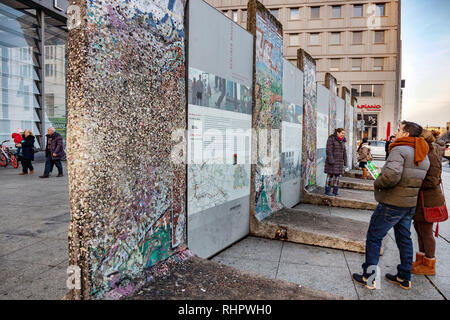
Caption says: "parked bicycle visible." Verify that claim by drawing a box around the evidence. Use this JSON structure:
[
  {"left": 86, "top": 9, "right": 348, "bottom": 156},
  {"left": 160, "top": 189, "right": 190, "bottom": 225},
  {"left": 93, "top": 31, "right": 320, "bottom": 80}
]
[{"left": 0, "top": 140, "right": 18, "bottom": 168}]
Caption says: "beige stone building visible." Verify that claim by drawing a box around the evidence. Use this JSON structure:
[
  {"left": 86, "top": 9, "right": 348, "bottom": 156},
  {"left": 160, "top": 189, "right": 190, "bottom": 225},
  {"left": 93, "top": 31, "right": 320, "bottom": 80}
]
[{"left": 205, "top": 0, "right": 402, "bottom": 140}]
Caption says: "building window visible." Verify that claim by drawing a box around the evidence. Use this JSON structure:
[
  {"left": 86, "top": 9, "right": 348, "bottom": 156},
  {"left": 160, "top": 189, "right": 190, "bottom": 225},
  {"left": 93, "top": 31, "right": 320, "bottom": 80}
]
[
  {"left": 373, "top": 57, "right": 384, "bottom": 70},
  {"left": 331, "top": 5, "right": 341, "bottom": 18},
  {"left": 242, "top": 10, "right": 247, "bottom": 22},
  {"left": 376, "top": 3, "right": 386, "bottom": 16},
  {"left": 330, "top": 32, "right": 341, "bottom": 45},
  {"left": 289, "top": 33, "right": 299, "bottom": 46},
  {"left": 311, "top": 6, "right": 320, "bottom": 19},
  {"left": 290, "top": 8, "right": 299, "bottom": 20},
  {"left": 270, "top": 9, "right": 279, "bottom": 19},
  {"left": 310, "top": 33, "right": 320, "bottom": 45},
  {"left": 352, "top": 84, "right": 384, "bottom": 97},
  {"left": 352, "top": 58, "right": 362, "bottom": 71},
  {"left": 353, "top": 31, "right": 363, "bottom": 44},
  {"left": 232, "top": 10, "right": 238, "bottom": 22},
  {"left": 353, "top": 4, "right": 363, "bottom": 17},
  {"left": 374, "top": 30, "right": 385, "bottom": 43},
  {"left": 330, "top": 58, "right": 340, "bottom": 71},
  {"left": 373, "top": 84, "right": 384, "bottom": 97}
]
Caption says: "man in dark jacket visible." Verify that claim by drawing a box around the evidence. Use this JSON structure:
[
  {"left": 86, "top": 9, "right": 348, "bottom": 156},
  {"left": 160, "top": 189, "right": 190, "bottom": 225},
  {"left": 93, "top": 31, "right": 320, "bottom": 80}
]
[
  {"left": 352, "top": 121, "right": 430, "bottom": 290},
  {"left": 39, "top": 126, "right": 66, "bottom": 178}
]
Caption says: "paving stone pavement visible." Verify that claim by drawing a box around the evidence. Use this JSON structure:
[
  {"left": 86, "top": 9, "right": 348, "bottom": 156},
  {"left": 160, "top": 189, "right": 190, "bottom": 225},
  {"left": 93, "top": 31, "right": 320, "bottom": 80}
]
[
  {"left": 1, "top": 161, "right": 449, "bottom": 300},
  {"left": 0, "top": 162, "right": 70, "bottom": 300}
]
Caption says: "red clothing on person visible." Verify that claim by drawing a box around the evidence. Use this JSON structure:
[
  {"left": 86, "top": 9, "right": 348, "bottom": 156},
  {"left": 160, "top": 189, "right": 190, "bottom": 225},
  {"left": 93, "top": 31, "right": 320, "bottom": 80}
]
[{"left": 12, "top": 133, "right": 23, "bottom": 144}]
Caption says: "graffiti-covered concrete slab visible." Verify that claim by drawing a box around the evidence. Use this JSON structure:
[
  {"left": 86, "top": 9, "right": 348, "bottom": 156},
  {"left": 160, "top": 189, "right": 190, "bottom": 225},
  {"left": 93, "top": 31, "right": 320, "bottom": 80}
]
[
  {"left": 66, "top": 0, "right": 187, "bottom": 299},
  {"left": 127, "top": 250, "right": 344, "bottom": 300},
  {"left": 249, "top": 208, "right": 371, "bottom": 254}
]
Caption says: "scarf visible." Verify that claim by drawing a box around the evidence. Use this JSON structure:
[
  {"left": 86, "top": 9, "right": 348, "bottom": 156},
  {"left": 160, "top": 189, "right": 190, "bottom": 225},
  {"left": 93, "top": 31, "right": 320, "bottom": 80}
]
[{"left": 388, "top": 136, "right": 429, "bottom": 166}]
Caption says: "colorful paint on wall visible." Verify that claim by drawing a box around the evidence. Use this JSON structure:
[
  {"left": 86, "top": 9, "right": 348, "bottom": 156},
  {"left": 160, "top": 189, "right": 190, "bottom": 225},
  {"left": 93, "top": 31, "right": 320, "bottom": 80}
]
[
  {"left": 343, "top": 87, "right": 354, "bottom": 170},
  {"left": 325, "top": 73, "right": 337, "bottom": 135},
  {"left": 248, "top": 0, "right": 283, "bottom": 221},
  {"left": 67, "top": 0, "right": 186, "bottom": 299},
  {"left": 297, "top": 49, "right": 317, "bottom": 189}
]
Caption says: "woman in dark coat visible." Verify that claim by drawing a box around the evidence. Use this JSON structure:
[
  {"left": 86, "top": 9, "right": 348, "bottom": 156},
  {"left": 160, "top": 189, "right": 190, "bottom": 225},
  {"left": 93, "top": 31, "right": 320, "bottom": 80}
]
[
  {"left": 324, "top": 128, "right": 347, "bottom": 196},
  {"left": 411, "top": 129, "right": 445, "bottom": 276},
  {"left": 17, "top": 129, "right": 35, "bottom": 175}
]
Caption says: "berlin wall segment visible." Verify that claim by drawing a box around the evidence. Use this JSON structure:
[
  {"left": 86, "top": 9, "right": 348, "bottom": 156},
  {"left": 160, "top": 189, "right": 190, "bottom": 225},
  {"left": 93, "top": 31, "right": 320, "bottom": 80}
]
[
  {"left": 247, "top": 0, "right": 284, "bottom": 225},
  {"left": 325, "top": 72, "right": 338, "bottom": 136},
  {"left": 66, "top": 0, "right": 187, "bottom": 300}
]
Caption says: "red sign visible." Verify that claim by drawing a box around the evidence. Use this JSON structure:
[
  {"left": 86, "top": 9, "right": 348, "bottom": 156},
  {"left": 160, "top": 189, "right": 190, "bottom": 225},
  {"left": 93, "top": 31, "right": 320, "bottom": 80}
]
[{"left": 357, "top": 104, "right": 382, "bottom": 110}]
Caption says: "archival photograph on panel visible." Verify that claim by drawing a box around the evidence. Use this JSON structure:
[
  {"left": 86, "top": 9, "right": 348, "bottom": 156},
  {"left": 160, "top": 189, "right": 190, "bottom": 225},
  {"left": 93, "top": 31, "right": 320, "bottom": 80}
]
[{"left": 188, "top": 67, "right": 252, "bottom": 115}]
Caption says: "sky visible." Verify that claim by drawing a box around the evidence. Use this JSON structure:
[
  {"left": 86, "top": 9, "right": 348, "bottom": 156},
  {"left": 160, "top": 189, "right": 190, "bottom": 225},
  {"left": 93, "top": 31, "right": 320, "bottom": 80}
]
[{"left": 401, "top": 0, "right": 450, "bottom": 127}]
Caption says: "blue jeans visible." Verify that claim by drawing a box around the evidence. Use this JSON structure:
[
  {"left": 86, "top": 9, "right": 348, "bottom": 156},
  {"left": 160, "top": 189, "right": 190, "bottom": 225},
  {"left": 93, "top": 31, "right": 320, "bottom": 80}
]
[
  {"left": 362, "top": 203, "right": 416, "bottom": 281},
  {"left": 44, "top": 155, "right": 63, "bottom": 176}
]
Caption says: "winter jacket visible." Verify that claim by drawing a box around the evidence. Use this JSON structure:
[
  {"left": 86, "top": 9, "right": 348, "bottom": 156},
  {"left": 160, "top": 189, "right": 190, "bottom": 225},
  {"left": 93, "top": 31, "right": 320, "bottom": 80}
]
[
  {"left": 324, "top": 133, "right": 347, "bottom": 175},
  {"left": 414, "top": 131, "right": 445, "bottom": 222},
  {"left": 357, "top": 143, "right": 372, "bottom": 162},
  {"left": 21, "top": 135, "right": 35, "bottom": 161},
  {"left": 46, "top": 132, "right": 65, "bottom": 160},
  {"left": 374, "top": 144, "right": 430, "bottom": 208},
  {"left": 434, "top": 138, "right": 446, "bottom": 161}
]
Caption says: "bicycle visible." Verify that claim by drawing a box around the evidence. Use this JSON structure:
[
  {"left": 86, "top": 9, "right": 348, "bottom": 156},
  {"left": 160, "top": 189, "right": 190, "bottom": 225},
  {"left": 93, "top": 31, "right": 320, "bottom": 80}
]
[{"left": 0, "top": 140, "right": 19, "bottom": 168}]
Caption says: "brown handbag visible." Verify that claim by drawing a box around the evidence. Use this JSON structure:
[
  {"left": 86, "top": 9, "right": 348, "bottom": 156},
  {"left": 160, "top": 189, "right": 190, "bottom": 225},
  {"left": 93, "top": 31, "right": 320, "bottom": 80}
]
[{"left": 420, "top": 183, "right": 448, "bottom": 237}]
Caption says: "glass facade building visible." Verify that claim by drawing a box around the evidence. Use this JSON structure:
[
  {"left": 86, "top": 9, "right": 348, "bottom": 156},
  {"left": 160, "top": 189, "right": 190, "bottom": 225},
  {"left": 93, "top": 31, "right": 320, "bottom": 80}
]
[{"left": 0, "top": 0, "right": 68, "bottom": 149}]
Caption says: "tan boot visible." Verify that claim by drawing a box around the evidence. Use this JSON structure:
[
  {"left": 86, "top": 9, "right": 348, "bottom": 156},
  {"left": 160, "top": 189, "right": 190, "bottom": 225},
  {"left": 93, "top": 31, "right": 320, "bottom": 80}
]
[
  {"left": 411, "top": 252, "right": 425, "bottom": 271},
  {"left": 412, "top": 256, "right": 436, "bottom": 275}
]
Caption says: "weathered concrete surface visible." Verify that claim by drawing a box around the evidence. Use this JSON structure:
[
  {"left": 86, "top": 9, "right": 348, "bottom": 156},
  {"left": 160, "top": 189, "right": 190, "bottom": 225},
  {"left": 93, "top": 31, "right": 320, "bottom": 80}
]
[
  {"left": 301, "top": 187, "right": 377, "bottom": 210},
  {"left": 339, "top": 176, "right": 374, "bottom": 191},
  {"left": 128, "top": 251, "right": 344, "bottom": 300},
  {"left": 249, "top": 208, "right": 372, "bottom": 254}
]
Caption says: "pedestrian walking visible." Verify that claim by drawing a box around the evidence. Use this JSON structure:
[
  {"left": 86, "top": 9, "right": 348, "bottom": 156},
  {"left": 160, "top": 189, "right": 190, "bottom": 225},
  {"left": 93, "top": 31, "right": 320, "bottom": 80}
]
[
  {"left": 411, "top": 129, "right": 446, "bottom": 276},
  {"left": 385, "top": 135, "right": 395, "bottom": 160},
  {"left": 352, "top": 121, "right": 430, "bottom": 290},
  {"left": 39, "top": 126, "right": 65, "bottom": 178},
  {"left": 357, "top": 138, "right": 372, "bottom": 180},
  {"left": 324, "top": 128, "right": 347, "bottom": 196},
  {"left": 17, "top": 129, "right": 35, "bottom": 175}
]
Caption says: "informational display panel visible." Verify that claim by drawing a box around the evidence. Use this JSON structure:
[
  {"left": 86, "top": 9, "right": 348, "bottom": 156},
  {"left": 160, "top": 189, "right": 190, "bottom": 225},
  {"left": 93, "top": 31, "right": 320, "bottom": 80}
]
[
  {"left": 336, "top": 97, "right": 345, "bottom": 130},
  {"left": 187, "top": 0, "right": 253, "bottom": 258},
  {"left": 316, "top": 83, "right": 330, "bottom": 188},
  {"left": 281, "top": 58, "right": 303, "bottom": 208}
]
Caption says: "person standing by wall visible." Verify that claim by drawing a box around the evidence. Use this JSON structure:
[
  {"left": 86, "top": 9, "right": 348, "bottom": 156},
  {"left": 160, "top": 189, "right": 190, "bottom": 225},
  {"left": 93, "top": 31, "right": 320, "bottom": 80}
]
[
  {"left": 411, "top": 129, "right": 446, "bottom": 276},
  {"left": 352, "top": 121, "right": 430, "bottom": 290},
  {"left": 39, "top": 126, "right": 65, "bottom": 178},
  {"left": 324, "top": 128, "right": 347, "bottom": 196},
  {"left": 357, "top": 138, "right": 372, "bottom": 180},
  {"left": 17, "top": 129, "right": 35, "bottom": 175}
]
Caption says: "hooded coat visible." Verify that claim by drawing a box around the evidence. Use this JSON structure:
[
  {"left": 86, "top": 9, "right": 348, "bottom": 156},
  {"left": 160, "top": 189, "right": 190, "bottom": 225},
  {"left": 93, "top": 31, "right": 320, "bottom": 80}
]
[
  {"left": 324, "top": 133, "right": 347, "bottom": 175},
  {"left": 21, "top": 135, "right": 35, "bottom": 161},
  {"left": 414, "top": 130, "right": 445, "bottom": 222}
]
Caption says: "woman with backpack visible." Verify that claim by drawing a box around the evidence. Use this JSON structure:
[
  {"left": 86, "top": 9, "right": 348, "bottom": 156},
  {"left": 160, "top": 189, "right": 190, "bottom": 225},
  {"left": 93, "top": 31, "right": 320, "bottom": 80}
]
[
  {"left": 16, "top": 129, "right": 35, "bottom": 175},
  {"left": 357, "top": 138, "right": 372, "bottom": 180}
]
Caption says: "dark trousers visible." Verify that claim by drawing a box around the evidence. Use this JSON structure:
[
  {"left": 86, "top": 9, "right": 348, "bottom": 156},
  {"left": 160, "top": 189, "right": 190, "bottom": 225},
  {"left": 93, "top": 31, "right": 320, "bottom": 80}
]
[
  {"left": 362, "top": 203, "right": 416, "bottom": 281},
  {"left": 44, "top": 155, "right": 62, "bottom": 176},
  {"left": 21, "top": 159, "right": 33, "bottom": 173},
  {"left": 413, "top": 220, "right": 436, "bottom": 258}
]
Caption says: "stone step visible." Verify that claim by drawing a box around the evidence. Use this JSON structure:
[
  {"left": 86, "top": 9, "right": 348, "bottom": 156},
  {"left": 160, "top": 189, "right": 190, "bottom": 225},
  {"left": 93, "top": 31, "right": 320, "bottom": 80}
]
[
  {"left": 339, "top": 176, "right": 374, "bottom": 191},
  {"left": 344, "top": 169, "right": 374, "bottom": 180},
  {"left": 250, "top": 208, "right": 382, "bottom": 254},
  {"left": 300, "top": 187, "right": 378, "bottom": 210}
]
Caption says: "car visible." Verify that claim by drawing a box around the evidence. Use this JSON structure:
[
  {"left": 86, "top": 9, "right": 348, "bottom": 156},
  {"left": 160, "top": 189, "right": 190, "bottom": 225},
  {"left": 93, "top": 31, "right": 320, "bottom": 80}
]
[
  {"left": 368, "top": 140, "right": 386, "bottom": 159},
  {"left": 445, "top": 142, "right": 450, "bottom": 160}
]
